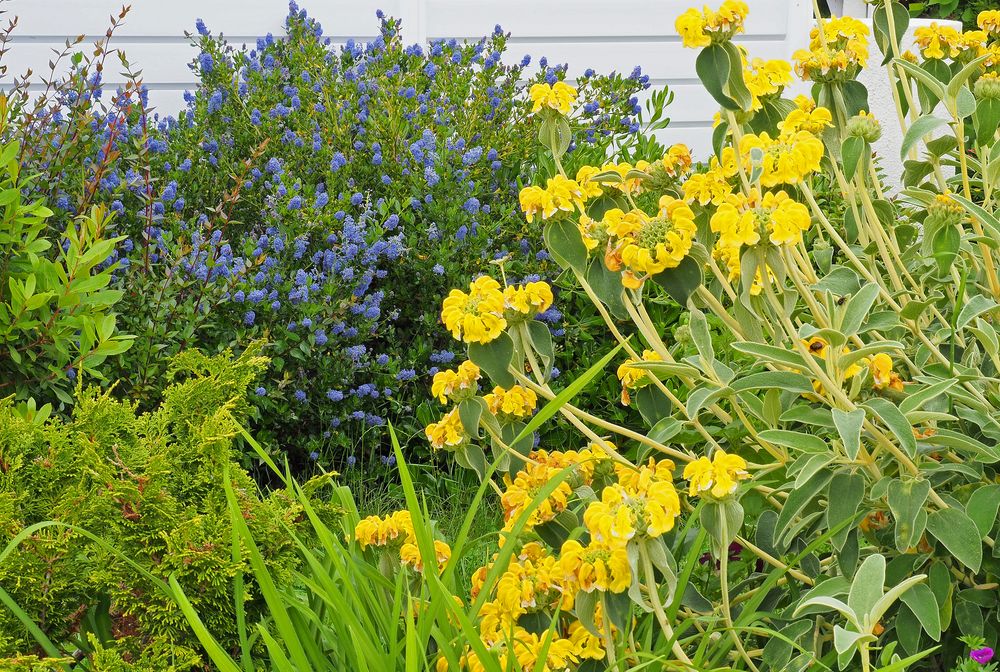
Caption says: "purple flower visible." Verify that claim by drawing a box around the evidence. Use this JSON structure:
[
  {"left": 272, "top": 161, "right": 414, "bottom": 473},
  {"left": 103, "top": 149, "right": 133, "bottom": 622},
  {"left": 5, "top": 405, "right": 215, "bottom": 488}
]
[
  {"left": 294, "top": 389, "right": 307, "bottom": 403},
  {"left": 309, "top": 451, "right": 319, "bottom": 460},
  {"left": 195, "top": 18, "right": 210, "bottom": 36},
  {"left": 255, "top": 386, "right": 266, "bottom": 396},
  {"left": 971, "top": 648, "right": 994, "bottom": 665}
]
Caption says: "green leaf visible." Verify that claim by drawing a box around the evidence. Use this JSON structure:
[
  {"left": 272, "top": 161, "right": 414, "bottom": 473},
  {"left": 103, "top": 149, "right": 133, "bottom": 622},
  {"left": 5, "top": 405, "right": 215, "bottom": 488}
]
[
  {"left": 696, "top": 44, "right": 738, "bottom": 110},
  {"left": 650, "top": 254, "right": 704, "bottom": 305},
  {"left": 458, "top": 398, "right": 484, "bottom": 438},
  {"left": 842, "top": 136, "right": 868, "bottom": 182},
  {"left": 826, "top": 472, "right": 865, "bottom": 550},
  {"left": 848, "top": 553, "right": 886, "bottom": 621},
  {"left": 841, "top": 282, "right": 880, "bottom": 336},
  {"left": 585, "top": 255, "right": 627, "bottom": 319},
  {"left": 730, "top": 341, "right": 809, "bottom": 370},
  {"left": 895, "top": 59, "right": 946, "bottom": 105},
  {"left": 900, "top": 583, "right": 941, "bottom": 642},
  {"left": 525, "top": 320, "right": 554, "bottom": 380},
  {"left": 957, "top": 294, "right": 998, "bottom": 329},
  {"left": 900, "top": 114, "right": 948, "bottom": 160},
  {"left": 887, "top": 478, "right": 930, "bottom": 552},
  {"left": 648, "top": 417, "right": 683, "bottom": 444},
  {"left": 543, "top": 219, "right": 588, "bottom": 274},
  {"left": 966, "top": 485, "right": 1000, "bottom": 538},
  {"left": 685, "top": 385, "right": 730, "bottom": 417},
  {"left": 730, "top": 371, "right": 814, "bottom": 394},
  {"left": 468, "top": 333, "right": 515, "bottom": 389},
  {"left": 775, "top": 469, "right": 834, "bottom": 544},
  {"left": 722, "top": 41, "right": 754, "bottom": 111},
  {"left": 688, "top": 307, "right": 714, "bottom": 370},
  {"left": 926, "top": 508, "right": 983, "bottom": 573},
  {"left": 832, "top": 408, "right": 866, "bottom": 461},
  {"left": 872, "top": 0, "right": 909, "bottom": 66},
  {"left": 955, "top": 86, "right": 977, "bottom": 120},
  {"left": 946, "top": 53, "right": 990, "bottom": 105},
  {"left": 841, "top": 80, "right": 870, "bottom": 117},
  {"left": 834, "top": 626, "right": 873, "bottom": 657},
  {"left": 975, "top": 98, "right": 1000, "bottom": 145},
  {"left": 700, "top": 498, "right": 744, "bottom": 550},
  {"left": 899, "top": 379, "right": 956, "bottom": 415},
  {"left": 863, "top": 398, "right": 917, "bottom": 458},
  {"left": 757, "top": 429, "right": 828, "bottom": 453}
]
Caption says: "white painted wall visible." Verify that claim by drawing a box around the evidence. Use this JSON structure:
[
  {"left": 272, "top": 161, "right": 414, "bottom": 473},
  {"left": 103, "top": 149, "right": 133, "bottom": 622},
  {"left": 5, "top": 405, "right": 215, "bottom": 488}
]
[{"left": 3, "top": 0, "right": 811, "bottom": 154}]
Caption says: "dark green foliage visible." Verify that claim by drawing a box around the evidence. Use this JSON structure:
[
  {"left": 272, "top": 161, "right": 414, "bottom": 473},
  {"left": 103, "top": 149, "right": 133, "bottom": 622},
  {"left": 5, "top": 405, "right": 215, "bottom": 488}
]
[{"left": 0, "top": 344, "right": 303, "bottom": 665}]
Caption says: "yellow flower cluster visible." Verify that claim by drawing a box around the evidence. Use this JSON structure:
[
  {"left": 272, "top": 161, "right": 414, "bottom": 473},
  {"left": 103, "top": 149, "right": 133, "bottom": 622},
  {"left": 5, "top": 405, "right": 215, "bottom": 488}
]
[
  {"left": 484, "top": 384, "right": 538, "bottom": 419},
  {"left": 683, "top": 148, "right": 738, "bottom": 206},
  {"left": 793, "top": 16, "right": 869, "bottom": 82},
  {"left": 355, "top": 510, "right": 415, "bottom": 549},
  {"left": 445, "top": 541, "right": 600, "bottom": 672},
  {"left": 597, "top": 199, "right": 698, "bottom": 288},
  {"left": 682, "top": 450, "right": 750, "bottom": 499},
  {"left": 779, "top": 96, "right": 833, "bottom": 136},
  {"left": 401, "top": 539, "right": 452, "bottom": 573},
  {"left": 709, "top": 188, "right": 810, "bottom": 295},
  {"left": 739, "top": 129, "right": 825, "bottom": 187},
  {"left": 617, "top": 349, "right": 662, "bottom": 405},
  {"left": 431, "top": 361, "right": 481, "bottom": 404},
  {"left": 675, "top": 1, "right": 750, "bottom": 49},
  {"left": 440, "top": 627, "right": 583, "bottom": 672},
  {"left": 587, "top": 459, "right": 682, "bottom": 541},
  {"left": 712, "top": 188, "right": 811, "bottom": 249},
  {"left": 502, "top": 460, "right": 574, "bottom": 531},
  {"left": 661, "top": 144, "right": 694, "bottom": 177},
  {"left": 519, "top": 175, "right": 586, "bottom": 223},
  {"left": 425, "top": 408, "right": 466, "bottom": 451},
  {"left": 500, "top": 445, "right": 608, "bottom": 534},
  {"left": 504, "top": 281, "right": 554, "bottom": 316},
  {"left": 441, "top": 275, "right": 506, "bottom": 344},
  {"left": 980, "top": 10, "right": 1000, "bottom": 37},
  {"left": 744, "top": 56, "right": 793, "bottom": 111},
  {"left": 528, "top": 81, "right": 578, "bottom": 115},
  {"left": 912, "top": 22, "right": 985, "bottom": 61},
  {"left": 576, "top": 160, "right": 652, "bottom": 197},
  {"left": 356, "top": 510, "right": 452, "bottom": 574},
  {"left": 450, "top": 446, "right": 687, "bottom": 671}
]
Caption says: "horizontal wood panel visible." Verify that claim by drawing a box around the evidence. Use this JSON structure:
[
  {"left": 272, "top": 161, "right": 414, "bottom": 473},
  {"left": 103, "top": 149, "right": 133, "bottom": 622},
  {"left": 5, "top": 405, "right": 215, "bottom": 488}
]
[
  {"left": 6, "top": 0, "right": 396, "bottom": 38},
  {"left": 427, "top": 0, "right": 801, "bottom": 38},
  {"left": 3, "top": 37, "right": 798, "bottom": 89},
  {"left": 501, "top": 38, "right": 796, "bottom": 79}
]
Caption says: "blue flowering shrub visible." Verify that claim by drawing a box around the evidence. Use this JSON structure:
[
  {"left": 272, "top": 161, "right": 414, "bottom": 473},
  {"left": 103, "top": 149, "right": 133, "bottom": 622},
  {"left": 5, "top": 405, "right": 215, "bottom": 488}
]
[{"left": 6, "top": 3, "right": 651, "bottom": 467}]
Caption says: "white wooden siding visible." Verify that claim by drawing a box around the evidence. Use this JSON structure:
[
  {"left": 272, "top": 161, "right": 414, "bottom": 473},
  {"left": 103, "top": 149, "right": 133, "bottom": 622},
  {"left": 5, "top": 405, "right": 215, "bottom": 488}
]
[{"left": 3, "top": 0, "right": 811, "bottom": 154}]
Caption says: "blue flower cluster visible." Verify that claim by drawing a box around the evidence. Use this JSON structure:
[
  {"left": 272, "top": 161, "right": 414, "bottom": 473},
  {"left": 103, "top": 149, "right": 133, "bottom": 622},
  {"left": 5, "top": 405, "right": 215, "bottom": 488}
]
[{"left": 16, "top": 1, "right": 649, "bottom": 466}]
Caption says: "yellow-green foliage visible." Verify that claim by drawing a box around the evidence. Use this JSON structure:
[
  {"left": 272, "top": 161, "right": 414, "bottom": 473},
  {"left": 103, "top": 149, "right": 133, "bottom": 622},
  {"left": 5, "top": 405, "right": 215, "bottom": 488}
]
[{"left": 0, "top": 343, "right": 301, "bottom": 663}]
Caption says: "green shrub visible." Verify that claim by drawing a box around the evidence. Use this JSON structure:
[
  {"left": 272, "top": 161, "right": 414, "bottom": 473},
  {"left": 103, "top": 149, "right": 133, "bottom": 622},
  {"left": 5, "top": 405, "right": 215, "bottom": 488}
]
[
  {"left": 0, "top": 95, "right": 132, "bottom": 406},
  {"left": 0, "top": 344, "right": 305, "bottom": 665}
]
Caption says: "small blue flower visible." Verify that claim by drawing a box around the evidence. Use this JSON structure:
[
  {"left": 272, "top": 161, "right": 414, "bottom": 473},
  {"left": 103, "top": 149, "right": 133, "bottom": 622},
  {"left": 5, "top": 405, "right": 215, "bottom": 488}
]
[
  {"left": 198, "top": 52, "right": 214, "bottom": 73},
  {"left": 255, "top": 386, "right": 267, "bottom": 396},
  {"left": 294, "top": 389, "right": 307, "bottom": 403},
  {"left": 309, "top": 451, "right": 319, "bottom": 460}
]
